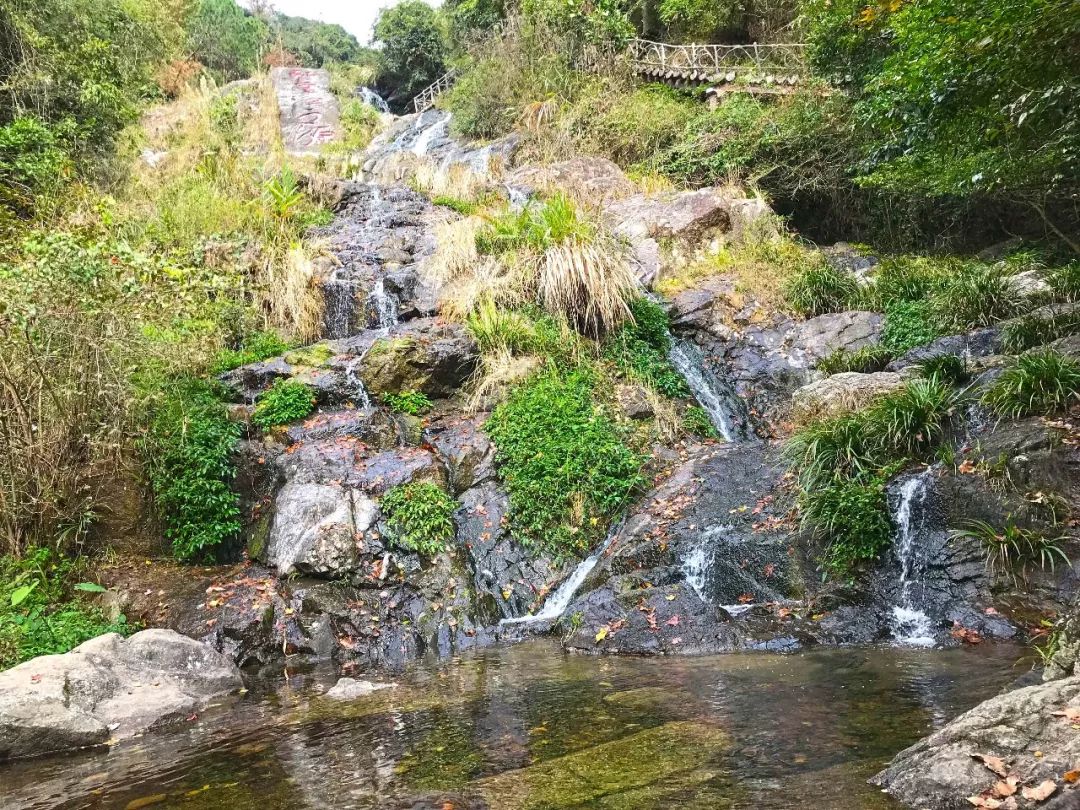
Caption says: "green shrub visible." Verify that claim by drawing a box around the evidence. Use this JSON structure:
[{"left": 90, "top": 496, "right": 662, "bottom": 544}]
[
  {"left": 0, "top": 118, "right": 71, "bottom": 222},
  {"left": 800, "top": 473, "right": 893, "bottom": 575},
  {"left": 918, "top": 354, "right": 969, "bottom": 386},
  {"left": 684, "top": 405, "right": 719, "bottom": 439},
  {"left": 881, "top": 300, "right": 941, "bottom": 354},
  {"left": 950, "top": 519, "right": 1071, "bottom": 586},
  {"left": 872, "top": 378, "right": 958, "bottom": 458},
  {"left": 983, "top": 349, "right": 1080, "bottom": 418},
  {"left": 142, "top": 379, "right": 242, "bottom": 562},
  {"left": 783, "top": 263, "right": 858, "bottom": 317},
  {"left": 486, "top": 364, "right": 644, "bottom": 556},
  {"left": 605, "top": 298, "right": 688, "bottom": 398},
  {"left": 933, "top": 265, "right": 1019, "bottom": 332},
  {"left": 816, "top": 345, "right": 893, "bottom": 375},
  {"left": 381, "top": 482, "right": 457, "bottom": 555},
  {"left": 383, "top": 390, "right": 433, "bottom": 416},
  {"left": 1000, "top": 310, "right": 1080, "bottom": 354},
  {"left": 476, "top": 194, "right": 594, "bottom": 256},
  {"left": 1048, "top": 263, "right": 1080, "bottom": 303},
  {"left": 252, "top": 380, "right": 316, "bottom": 429},
  {"left": 859, "top": 256, "right": 948, "bottom": 309},
  {"left": 210, "top": 330, "right": 291, "bottom": 374}
]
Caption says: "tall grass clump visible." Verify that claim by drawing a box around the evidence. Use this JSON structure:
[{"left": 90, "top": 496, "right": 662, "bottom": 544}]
[
  {"left": 983, "top": 349, "right": 1080, "bottom": 418},
  {"left": 783, "top": 262, "right": 858, "bottom": 317},
  {"left": 932, "top": 264, "right": 1021, "bottom": 332},
  {"left": 999, "top": 309, "right": 1080, "bottom": 354},
  {"left": 486, "top": 364, "right": 644, "bottom": 557}
]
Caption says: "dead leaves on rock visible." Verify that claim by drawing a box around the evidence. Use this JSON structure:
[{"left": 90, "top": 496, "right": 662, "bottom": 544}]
[{"left": 968, "top": 755, "right": 1063, "bottom": 808}]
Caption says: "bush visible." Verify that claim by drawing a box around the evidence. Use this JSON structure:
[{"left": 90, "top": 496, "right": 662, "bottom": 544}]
[
  {"left": 881, "top": 300, "right": 941, "bottom": 354},
  {"left": 605, "top": 298, "right": 688, "bottom": 397},
  {"left": 141, "top": 379, "right": 242, "bottom": 562},
  {"left": 918, "top": 354, "right": 969, "bottom": 386},
  {"left": 684, "top": 405, "right": 719, "bottom": 439},
  {"left": 380, "top": 482, "right": 457, "bottom": 555},
  {"left": 210, "top": 330, "right": 291, "bottom": 374},
  {"left": 0, "top": 118, "right": 71, "bottom": 222},
  {"left": 783, "top": 263, "right": 858, "bottom": 317},
  {"left": 816, "top": 345, "right": 893, "bottom": 375},
  {"left": 800, "top": 473, "right": 893, "bottom": 575},
  {"left": 486, "top": 364, "right": 644, "bottom": 556},
  {"left": 859, "top": 256, "right": 948, "bottom": 309},
  {"left": 872, "top": 378, "right": 958, "bottom": 458},
  {"left": 185, "top": 0, "right": 266, "bottom": 82},
  {"left": 983, "top": 349, "right": 1080, "bottom": 418},
  {"left": 383, "top": 390, "right": 433, "bottom": 416},
  {"left": 251, "top": 380, "right": 316, "bottom": 429}
]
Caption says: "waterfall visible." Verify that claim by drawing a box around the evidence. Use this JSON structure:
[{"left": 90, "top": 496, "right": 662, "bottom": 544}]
[
  {"left": 357, "top": 87, "right": 390, "bottom": 114},
  {"left": 668, "top": 340, "right": 748, "bottom": 442},
  {"left": 502, "top": 526, "right": 620, "bottom": 625},
  {"left": 323, "top": 276, "right": 359, "bottom": 339},
  {"left": 682, "top": 544, "right": 711, "bottom": 601},
  {"left": 367, "top": 277, "right": 400, "bottom": 329},
  {"left": 888, "top": 468, "right": 937, "bottom": 648},
  {"left": 344, "top": 357, "right": 372, "bottom": 409},
  {"left": 411, "top": 114, "right": 450, "bottom": 157}
]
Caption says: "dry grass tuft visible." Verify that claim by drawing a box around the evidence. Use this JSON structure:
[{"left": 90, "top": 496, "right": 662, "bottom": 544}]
[
  {"left": 465, "top": 348, "right": 540, "bottom": 412},
  {"left": 537, "top": 236, "right": 636, "bottom": 337}
]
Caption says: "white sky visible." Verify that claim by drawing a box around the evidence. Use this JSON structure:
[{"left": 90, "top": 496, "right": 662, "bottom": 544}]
[{"left": 244, "top": 0, "right": 442, "bottom": 44}]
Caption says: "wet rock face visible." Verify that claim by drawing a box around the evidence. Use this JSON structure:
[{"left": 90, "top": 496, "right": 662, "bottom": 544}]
[
  {"left": 0, "top": 630, "right": 241, "bottom": 761},
  {"left": 874, "top": 675, "right": 1080, "bottom": 809}
]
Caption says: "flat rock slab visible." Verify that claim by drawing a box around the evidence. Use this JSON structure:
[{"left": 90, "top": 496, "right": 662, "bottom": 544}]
[
  {"left": 0, "top": 629, "right": 242, "bottom": 761},
  {"left": 874, "top": 674, "right": 1080, "bottom": 809},
  {"left": 272, "top": 67, "right": 340, "bottom": 156},
  {"left": 325, "top": 677, "right": 396, "bottom": 700}
]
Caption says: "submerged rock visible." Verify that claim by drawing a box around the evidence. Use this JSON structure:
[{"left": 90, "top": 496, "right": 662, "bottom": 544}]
[
  {"left": 874, "top": 675, "right": 1080, "bottom": 809},
  {"left": 0, "top": 630, "right": 241, "bottom": 761},
  {"left": 325, "top": 677, "right": 395, "bottom": 700}
]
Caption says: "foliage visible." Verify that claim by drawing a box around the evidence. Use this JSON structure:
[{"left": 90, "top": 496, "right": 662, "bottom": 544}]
[
  {"left": 185, "top": 0, "right": 266, "bottom": 82},
  {"left": 0, "top": 118, "right": 71, "bottom": 224},
  {"left": 486, "top": 364, "right": 644, "bottom": 556},
  {"left": 872, "top": 378, "right": 959, "bottom": 458},
  {"left": 373, "top": 0, "right": 448, "bottom": 108},
  {"left": 444, "top": 0, "right": 506, "bottom": 44},
  {"left": 950, "top": 519, "right": 1072, "bottom": 586},
  {"left": 816, "top": 345, "right": 893, "bottom": 375},
  {"left": 383, "top": 390, "right": 434, "bottom": 416},
  {"left": 918, "top": 354, "right": 969, "bottom": 386},
  {"left": 251, "top": 379, "right": 316, "bottom": 430},
  {"left": 210, "top": 330, "right": 290, "bottom": 374},
  {"left": 933, "top": 264, "right": 1020, "bottom": 332},
  {"left": 380, "top": 482, "right": 457, "bottom": 555},
  {"left": 335, "top": 99, "right": 382, "bottom": 154},
  {"left": 605, "top": 298, "right": 688, "bottom": 397},
  {"left": 983, "top": 349, "right": 1080, "bottom": 418},
  {"left": 141, "top": 378, "right": 242, "bottom": 562},
  {"left": 1048, "top": 262, "right": 1080, "bottom": 303},
  {"left": 881, "top": 300, "right": 941, "bottom": 354},
  {"left": 783, "top": 262, "right": 858, "bottom": 317},
  {"left": 272, "top": 13, "right": 363, "bottom": 67},
  {"left": 684, "top": 405, "right": 719, "bottom": 439},
  {"left": 1000, "top": 309, "right": 1080, "bottom": 354},
  {"left": 800, "top": 472, "right": 893, "bottom": 575},
  {"left": 1, "top": 548, "right": 131, "bottom": 669},
  {"left": 858, "top": 256, "right": 948, "bottom": 309}
]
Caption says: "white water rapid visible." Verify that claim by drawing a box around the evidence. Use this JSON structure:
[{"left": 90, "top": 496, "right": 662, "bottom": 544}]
[
  {"left": 668, "top": 340, "right": 741, "bottom": 442},
  {"left": 889, "top": 468, "right": 937, "bottom": 647}
]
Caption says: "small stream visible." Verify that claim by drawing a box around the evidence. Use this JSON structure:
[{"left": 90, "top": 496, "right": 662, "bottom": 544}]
[{"left": 2, "top": 640, "right": 1024, "bottom": 810}]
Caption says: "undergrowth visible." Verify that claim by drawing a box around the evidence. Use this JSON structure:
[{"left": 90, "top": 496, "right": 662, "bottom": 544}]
[
  {"left": 252, "top": 380, "right": 317, "bottom": 430},
  {"left": 381, "top": 482, "right": 457, "bottom": 555},
  {"left": 604, "top": 298, "right": 688, "bottom": 397}
]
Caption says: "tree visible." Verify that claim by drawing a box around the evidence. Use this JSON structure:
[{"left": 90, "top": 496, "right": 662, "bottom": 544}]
[
  {"left": 444, "top": 0, "right": 506, "bottom": 45},
  {"left": 185, "top": 0, "right": 266, "bottom": 81},
  {"left": 273, "top": 14, "right": 363, "bottom": 67},
  {"left": 373, "top": 0, "right": 448, "bottom": 108}
]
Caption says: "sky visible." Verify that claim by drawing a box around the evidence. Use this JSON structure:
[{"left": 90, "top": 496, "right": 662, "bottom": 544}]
[{"left": 245, "top": 0, "right": 442, "bottom": 44}]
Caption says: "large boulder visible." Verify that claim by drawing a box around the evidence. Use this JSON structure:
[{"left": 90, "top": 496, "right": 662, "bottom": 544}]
[
  {"left": 507, "top": 157, "right": 635, "bottom": 207},
  {"left": 785, "top": 310, "right": 885, "bottom": 368},
  {"left": 873, "top": 675, "right": 1080, "bottom": 809},
  {"left": 0, "top": 630, "right": 241, "bottom": 761},
  {"left": 792, "top": 370, "right": 906, "bottom": 420},
  {"left": 607, "top": 188, "right": 770, "bottom": 245},
  {"left": 350, "top": 319, "right": 478, "bottom": 399}
]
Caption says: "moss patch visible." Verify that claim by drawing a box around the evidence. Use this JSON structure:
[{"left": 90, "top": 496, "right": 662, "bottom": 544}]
[{"left": 283, "top": 342, "right": 335, "bottom": 368}]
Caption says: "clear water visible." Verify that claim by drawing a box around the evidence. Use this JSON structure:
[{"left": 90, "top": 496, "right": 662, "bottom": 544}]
[
  {"left": 889, "top": 469, "right": 937, "bottom": 647},
  {"left": 2, "top": 640, "right": 1025, "bottom": 810},
  {"left": 668, "top": 340, "right": 743, "bottom": 442}
]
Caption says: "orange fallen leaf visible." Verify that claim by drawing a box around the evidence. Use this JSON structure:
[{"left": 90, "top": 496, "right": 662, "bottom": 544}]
[
  {"left": 1064, "top": 770, "right": 1080, "bottom": 784},
  {"left": 1021, "top": 780, "right": 1057, "bottom": 802},
  {"left": 991, "top": 777, "right": 1018, "bottom": 798},
  {"left": 972, "top": 753, "right": 1009, "bottom": 778}
]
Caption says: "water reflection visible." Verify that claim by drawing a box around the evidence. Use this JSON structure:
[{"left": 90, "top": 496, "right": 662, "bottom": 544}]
[{"left": 1, "top": 641, "right": 1023, "bottom": 810}]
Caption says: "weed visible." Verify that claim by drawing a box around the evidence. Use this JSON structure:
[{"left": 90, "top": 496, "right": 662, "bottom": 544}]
[
  {"left": 933, "top": 264, "right": 1020, "bottom": 332},
  {"left": 800, "top": 472, "right": 893, "bottom": 575},
  {"left": 950, "top": 519, "right": 1072, "bottom": 585},
  {"left": 383, "top": 390, "right": 433, "bottom": 416},
  {"left": 252, "top": 379, "right": 316, "bottom": 429},
  {"left": 211, "top": 330, "right": 291, "bottom": 374},
  {"left": 817, "top": 345, "right": 893, "bottom": 375},
  {"left": 983, "top": 349, "right": 1080, "bottom": 418},
  {"left": 872, "top": 378, "right": 958, "bottom": 458},
  {"left": 684, "top": 405, "right": 719, "bottom": 439},
  {"left": 1000, "top": 309, "right": 1080, "bottom": 353},
  {"left": 381, "top": 482, "right": 457, "bottom": 555},
  {"left": 783, "top": 262, "right": 858, "bottom": 317},
  {"left": 605, "top": 298, "right": 688, "bottom": 398},
  {"left": 881, "top": 300, "right": 942, "bottom": 354},
  {"left": 1048, "top": 262, "right": 1080, "bottom": 302},
  {"left": 917, "top": 354, "right": 969, "bottom": 385}
]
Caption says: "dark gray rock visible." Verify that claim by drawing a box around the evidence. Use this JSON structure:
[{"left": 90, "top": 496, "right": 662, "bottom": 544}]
[{"left": 887, "top": 328, "right": 1001, "bottom": 371}]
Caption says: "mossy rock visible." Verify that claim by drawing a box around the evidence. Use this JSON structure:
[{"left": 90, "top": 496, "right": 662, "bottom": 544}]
[
  {"left": 246, "top": 510, "right": 273, "bottom": 561},
  {"left": 284, "top": 342, "right": 335, "bottom": 368},
  {"left": 360, "top": 337, "right": 428, "bottom": 395}
]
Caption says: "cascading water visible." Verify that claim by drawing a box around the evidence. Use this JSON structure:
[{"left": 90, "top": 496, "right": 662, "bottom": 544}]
[
  {"left": 323, "top": 274, "right": 360, "bottom": 339},
  {"left": 411, "top": 114, "right": 450, "bottom": 157},
  {"left": 502, "top": 526, "right": 620, "bottom": 625},
  {"left": 367, "top": 277, "right": 400, "bottom": 329},
  {"left": 889, "top": 468, "right": 937, "bottom": 647},
  {"left": 357, "top": 87, "right": 390, "bottom": 114},
  {"left": 668, "top": 340, "right": 748, "bottom": 442},
  {"left": 344, "top": 357, "right": 372, "bottom": 409}
]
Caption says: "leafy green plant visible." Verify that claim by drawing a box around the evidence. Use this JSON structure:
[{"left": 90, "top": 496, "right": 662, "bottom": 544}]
[
  {"left": 383, "top": 390, "right": 433, "bottom": 416},
  {"left": 432, "top": 195, "right": 481, "bottom": 216},
  {"left": 881, "top": 300, "right": 941, "bottom": 354},
  {"left": 859, "top": 256, "right": 948, "bottom": 309},
  {"left": 465, "top": 302, "right": 579, "bottom": 361},
  {"left": 684, "top": 405, "right": 719, "bottom": 439},
  {"left": 800, "top": 472, "right": 893, "bottom": 575},
  {"left": 984, "top": 350, "right": 1080, "bottom": 418},
  {"left": 872, "top": 378, "right": 958, "bottom": 458},
  {"left": 210, "top": 330, "right": 291, "bottom": 374},
  {"left": 933, "top": 265, "right": 1019, "bottom": 332},
  {"left": 141, "top": 378, "right": 242, "bottom": 562},
  {"left": 252, "top": 380, "right": 316, "bottom": 429},
  {"left": 487, "top": 364, "right": 644, "bottom": 556},
  {"left": 918, "top": 354, "right": 969, "bottom": 386},
  {"left": 783, "top": 263, "right": 858, "bottom": 317},
  {"left": 264, "top": 166, "right": 305, "bottom": 221},
  {"left": 605, "top": 298, "right": 688, "bottom": 398},
  {"left": 381, "top": 482, "right": 457, "bottom": 555},
  {"left": 950, "top": 519, "right": 1072, "bottom": 586},
  {"left": 816, "top": 345, "right": 893, "bottom": 375}
]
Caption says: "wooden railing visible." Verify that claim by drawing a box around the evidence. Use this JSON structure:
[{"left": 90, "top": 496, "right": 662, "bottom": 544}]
[
  {"left": 412, "top": 70, "right": 458, "bottom": 114},
  {"left": 629, "top": 38, "right": 808, "bottom": 89}
]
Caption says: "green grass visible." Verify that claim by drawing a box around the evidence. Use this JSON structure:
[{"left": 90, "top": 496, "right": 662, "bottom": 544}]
[
  {"left": 816, "top": 345, "right": 893, "bottom": 375},
  {"left": 783, "top": 263, "right": 859, "bottom": 317},
  {"left": 210, "top": 330, "right": 291, "bottom": 374},
  {"left": 475, "top": 193, "right": 594, "bottom": 256},
  {"left": 950, "top": 519, "right": 1071, "bottom": 586},
  {"left": 383, "top": 390, "right": 433, "bottom": 416},
  {"left": 983, "top": 349, "right": 1080, "bottom": 418},
  {"left": 1048, "top": 262, "right": 1080, "bottom": 302},
  {"left": 917, "top": 354, "right": 969, "bottom": 385},
  {"left": 933, "top": 264, "right": 1020, "bottom": 332},
  {"left": 881, "top": 300, "right": 942, "bottom": 354},
  {"left": 1000, "top": 309, "right": 1080, "bottom": 354},
  {"left": 381, "top": 482, "right": 457, "bottom": 555},
  {"left": 799, "top": 472, "right": 893, "bottom": 575},
  {"left": 465, "top": 302, "right": 579, "bottom": 360},
  {"left": 605, "top": 298, "right": 689, "bottom": 398},
  {"left": 251, "top": 379, "right": 317, "bottom": 429},
  {"left": 486, "top": 364, "right": 644, "bottom": 557}
]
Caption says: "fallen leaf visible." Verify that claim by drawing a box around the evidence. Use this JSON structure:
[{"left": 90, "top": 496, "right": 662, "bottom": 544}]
[
  {"left": 595, "top": 626, "right": 609, "bottom": 642},
  {"left": 1064, "top": 770, "right": 1080, "bottom": 784},
  {"left": 1052, "top": 706, "right": 1080, "bottom": 722},
  {"left": 972, "top": 753, "right": 1009, "bottom": 778},
  {"left": 991, "top": 777, "right": 1018, "bottom": 798},
  {"left": 665, "top": 615, "right": 680, "bottom": 626},
  {"left": 1021, "top": 780, "right": 1057, "bottom": 802}
]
